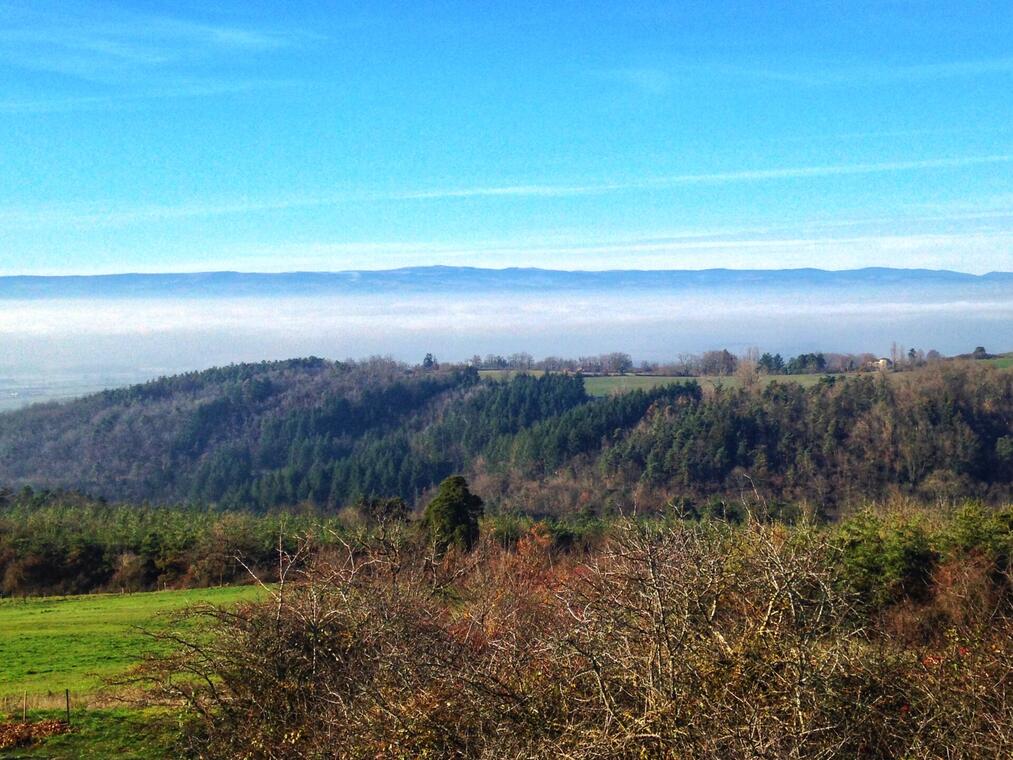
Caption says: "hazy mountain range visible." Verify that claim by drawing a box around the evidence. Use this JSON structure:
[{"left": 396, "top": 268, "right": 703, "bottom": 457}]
[{"left": 3, "top": 266, "right": 1011, "bottom": 298}]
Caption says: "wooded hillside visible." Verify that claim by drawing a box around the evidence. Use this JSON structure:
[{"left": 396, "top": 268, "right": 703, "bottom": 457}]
[{"left": 0, "top": 359, "right": 1010, "bottom": 511}]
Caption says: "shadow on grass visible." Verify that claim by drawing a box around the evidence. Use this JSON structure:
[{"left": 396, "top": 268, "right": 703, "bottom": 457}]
[{"left": 0, "top": 708, "right": 176, "bottom": 760}]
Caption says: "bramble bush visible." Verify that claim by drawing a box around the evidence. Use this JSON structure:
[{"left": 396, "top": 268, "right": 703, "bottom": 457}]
[{"left": 133, "top": 507, "right": 1013, "bottom": 759}]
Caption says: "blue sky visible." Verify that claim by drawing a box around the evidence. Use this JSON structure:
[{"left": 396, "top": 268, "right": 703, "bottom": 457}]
[{"left": 1, "top": 0, "right": 1011, "bottom": 274}]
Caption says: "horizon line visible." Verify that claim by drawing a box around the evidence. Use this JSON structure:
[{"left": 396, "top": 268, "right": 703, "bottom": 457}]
[{"left": 1, "top": 264, "right": 1011, "bottom": 279}]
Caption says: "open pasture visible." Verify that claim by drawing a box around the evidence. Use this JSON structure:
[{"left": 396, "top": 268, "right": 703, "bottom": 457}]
[
  {"left": 0, "top": 585, "right": 261, "bottom": 701},
  {"left": 480, "top": 370, "right": 831, "bottom": 396}
]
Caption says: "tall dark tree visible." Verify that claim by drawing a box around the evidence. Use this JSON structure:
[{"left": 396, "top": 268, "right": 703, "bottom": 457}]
[{"left": 423, "top": 475, "right": 484, "bottom": 551}]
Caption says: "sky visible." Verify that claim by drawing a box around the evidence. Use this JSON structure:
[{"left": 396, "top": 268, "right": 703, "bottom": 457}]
[{"left": 1, "top": 0, "right": 1011, "bottom": 275}]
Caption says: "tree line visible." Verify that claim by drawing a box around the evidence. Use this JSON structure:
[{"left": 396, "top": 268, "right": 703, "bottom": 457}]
[
  {"left": 0, "top": 479, "right": 605, "bottom": 597},
  {"left": 467, "top": 345, "right": 972, "bottom": 376}
]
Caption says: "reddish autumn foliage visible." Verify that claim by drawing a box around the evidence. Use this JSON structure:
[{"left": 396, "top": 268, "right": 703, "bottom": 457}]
[
  {"left": 132, "top": 518, "right": 1013, "bottom": 759},
  {"left": 0, "top": 720, "right": 70, "bottom": 751}
]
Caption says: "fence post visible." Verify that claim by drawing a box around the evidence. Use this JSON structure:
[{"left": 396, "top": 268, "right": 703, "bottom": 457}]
[{"left": 65, "top": 689, "right": 70, "bottom": 725}]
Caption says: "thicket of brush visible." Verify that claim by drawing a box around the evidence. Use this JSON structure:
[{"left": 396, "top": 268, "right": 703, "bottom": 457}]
[{"left": 133, "top": 505, "right": 1013, "bottom": 759}]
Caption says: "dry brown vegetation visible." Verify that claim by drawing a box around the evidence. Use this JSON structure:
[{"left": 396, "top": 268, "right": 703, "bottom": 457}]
[
  {"left": 0, "top": 719, "right": 70, "bottom": 751},
  {"left": 132, "top": 514, "right": 1013, "bottom": 759}
]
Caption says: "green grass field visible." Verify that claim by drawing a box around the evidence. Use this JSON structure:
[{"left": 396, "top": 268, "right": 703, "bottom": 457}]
[
  {"left": 583, "top": 373, "right": 831, "bottom": 395},
  {"left": 986, "top": 354, "right": 1013, "bottom": 369},
  {"left": 0, "top": 586, "right": 263, "bottom": 757},
  {"left": 0, "top": 585, "right": 261, "bottom": 701},
  {"left": 0, "top": 708, "right": 176, "bottom": 759},
  {"left": 480, "top": 370, "right": 829, "bottom": 396}
]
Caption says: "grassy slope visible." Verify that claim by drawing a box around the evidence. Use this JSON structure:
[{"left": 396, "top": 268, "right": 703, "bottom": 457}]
[
  {"left": 0, "top": 585, "right": 261, "bottom": 699},
  {"left": 583, "top": 373, "right": 831, "bottom": 395},
  {"left": 480, "top": 370, "right": 828, "bottom": 396},
  {"left": 484, "top": 361, "right": 1013, "bottom": 396},
  {"left": 0, "top": 586, "right": 263, "bottom": 758}
]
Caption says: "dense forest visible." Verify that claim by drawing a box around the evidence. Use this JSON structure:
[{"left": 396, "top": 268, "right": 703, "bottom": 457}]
[
  {"left": 0, "top": 358, "right": 475, "bottom": 504},
  {"left": 0, "top": 358, "right": 1010, "bottom": 512},
  {"left": 602, "top": 364, "right": 1013, "bottom": 508}
]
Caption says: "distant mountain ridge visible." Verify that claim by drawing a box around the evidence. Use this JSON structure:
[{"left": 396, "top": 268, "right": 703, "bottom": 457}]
[{"left": 2, "top": 266, "right": 1011, "bottom": 298}]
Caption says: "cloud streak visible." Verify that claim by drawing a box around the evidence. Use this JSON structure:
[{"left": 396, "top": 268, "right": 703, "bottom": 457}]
[
  {"left": 0, "top": 78, "right": 298, "bottom": 113},
  {"left": 395, "top": 155, "right": 1013, "bottom": 200},
  {"left": 596, "top": 56, "right": 1013, "bottom": 96},
  {"left": 2, "top": 154, "right": 1009, "bottom": 229},
  {"left": 0, "top": 1, "right": 311, "bottom": 107},
  {"left": 735, "top": 56, "right": 1013, "bottom": 87},
  {"left": 0, "top": 5, "right": 299, "bottom": 75}
]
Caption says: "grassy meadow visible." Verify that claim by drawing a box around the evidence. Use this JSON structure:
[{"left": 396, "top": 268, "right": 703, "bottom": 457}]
[
  {"left": 1, "top": 586, "right": 264, "bottom": 755},
  {"left": 0, "top": 708, "right": 177, "bottom": 759},
  {"left": 0, "top": 585, "right": 261, "bottom": 702},
  {"left": 480, "top": 369, "right": 830, "bottom": 396}
]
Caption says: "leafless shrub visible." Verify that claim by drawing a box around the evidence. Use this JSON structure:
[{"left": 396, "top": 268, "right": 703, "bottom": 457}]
[{"left": 131, "top": 518, "right": 1013, "bottom": 759}]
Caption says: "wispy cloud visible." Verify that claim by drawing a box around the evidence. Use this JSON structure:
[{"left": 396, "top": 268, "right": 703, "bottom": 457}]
[
  {"left": 0, "top": 79, "right": 299, "bottom": 114},
  {"left": 598, "top": 55, "right": 1013, "bottom": 93},
  {"left": 736, "top": 55, "right": 1013, "bottom": 87},
  {"left": 2, "top": 154, "right": 1010, "bottom": 229},
  {"left": 0, "top": 1, "right": 310, "bottom": 106},
  {"left": 381, "top": 154, "right": 1013, "bottom": 201},
  {"left": 0, "top": 5, "right": 298, "bottom": 75}
]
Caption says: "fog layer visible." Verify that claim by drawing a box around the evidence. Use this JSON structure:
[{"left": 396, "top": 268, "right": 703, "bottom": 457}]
[{"left": 1, "top": 286, "right": 1010, "bottom": 409}]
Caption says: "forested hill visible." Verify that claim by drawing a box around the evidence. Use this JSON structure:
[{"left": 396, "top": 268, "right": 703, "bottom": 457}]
[
  {"left": 0, "top": 358, "right": 482, "bottom": 504},
  {"left": 0, "top": 359, "right": 1011, "bottom": 512}
]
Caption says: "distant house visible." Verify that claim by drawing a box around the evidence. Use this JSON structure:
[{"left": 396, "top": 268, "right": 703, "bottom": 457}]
[{"left": 863, "top": 357, "right": 894, "bottom": 372}]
